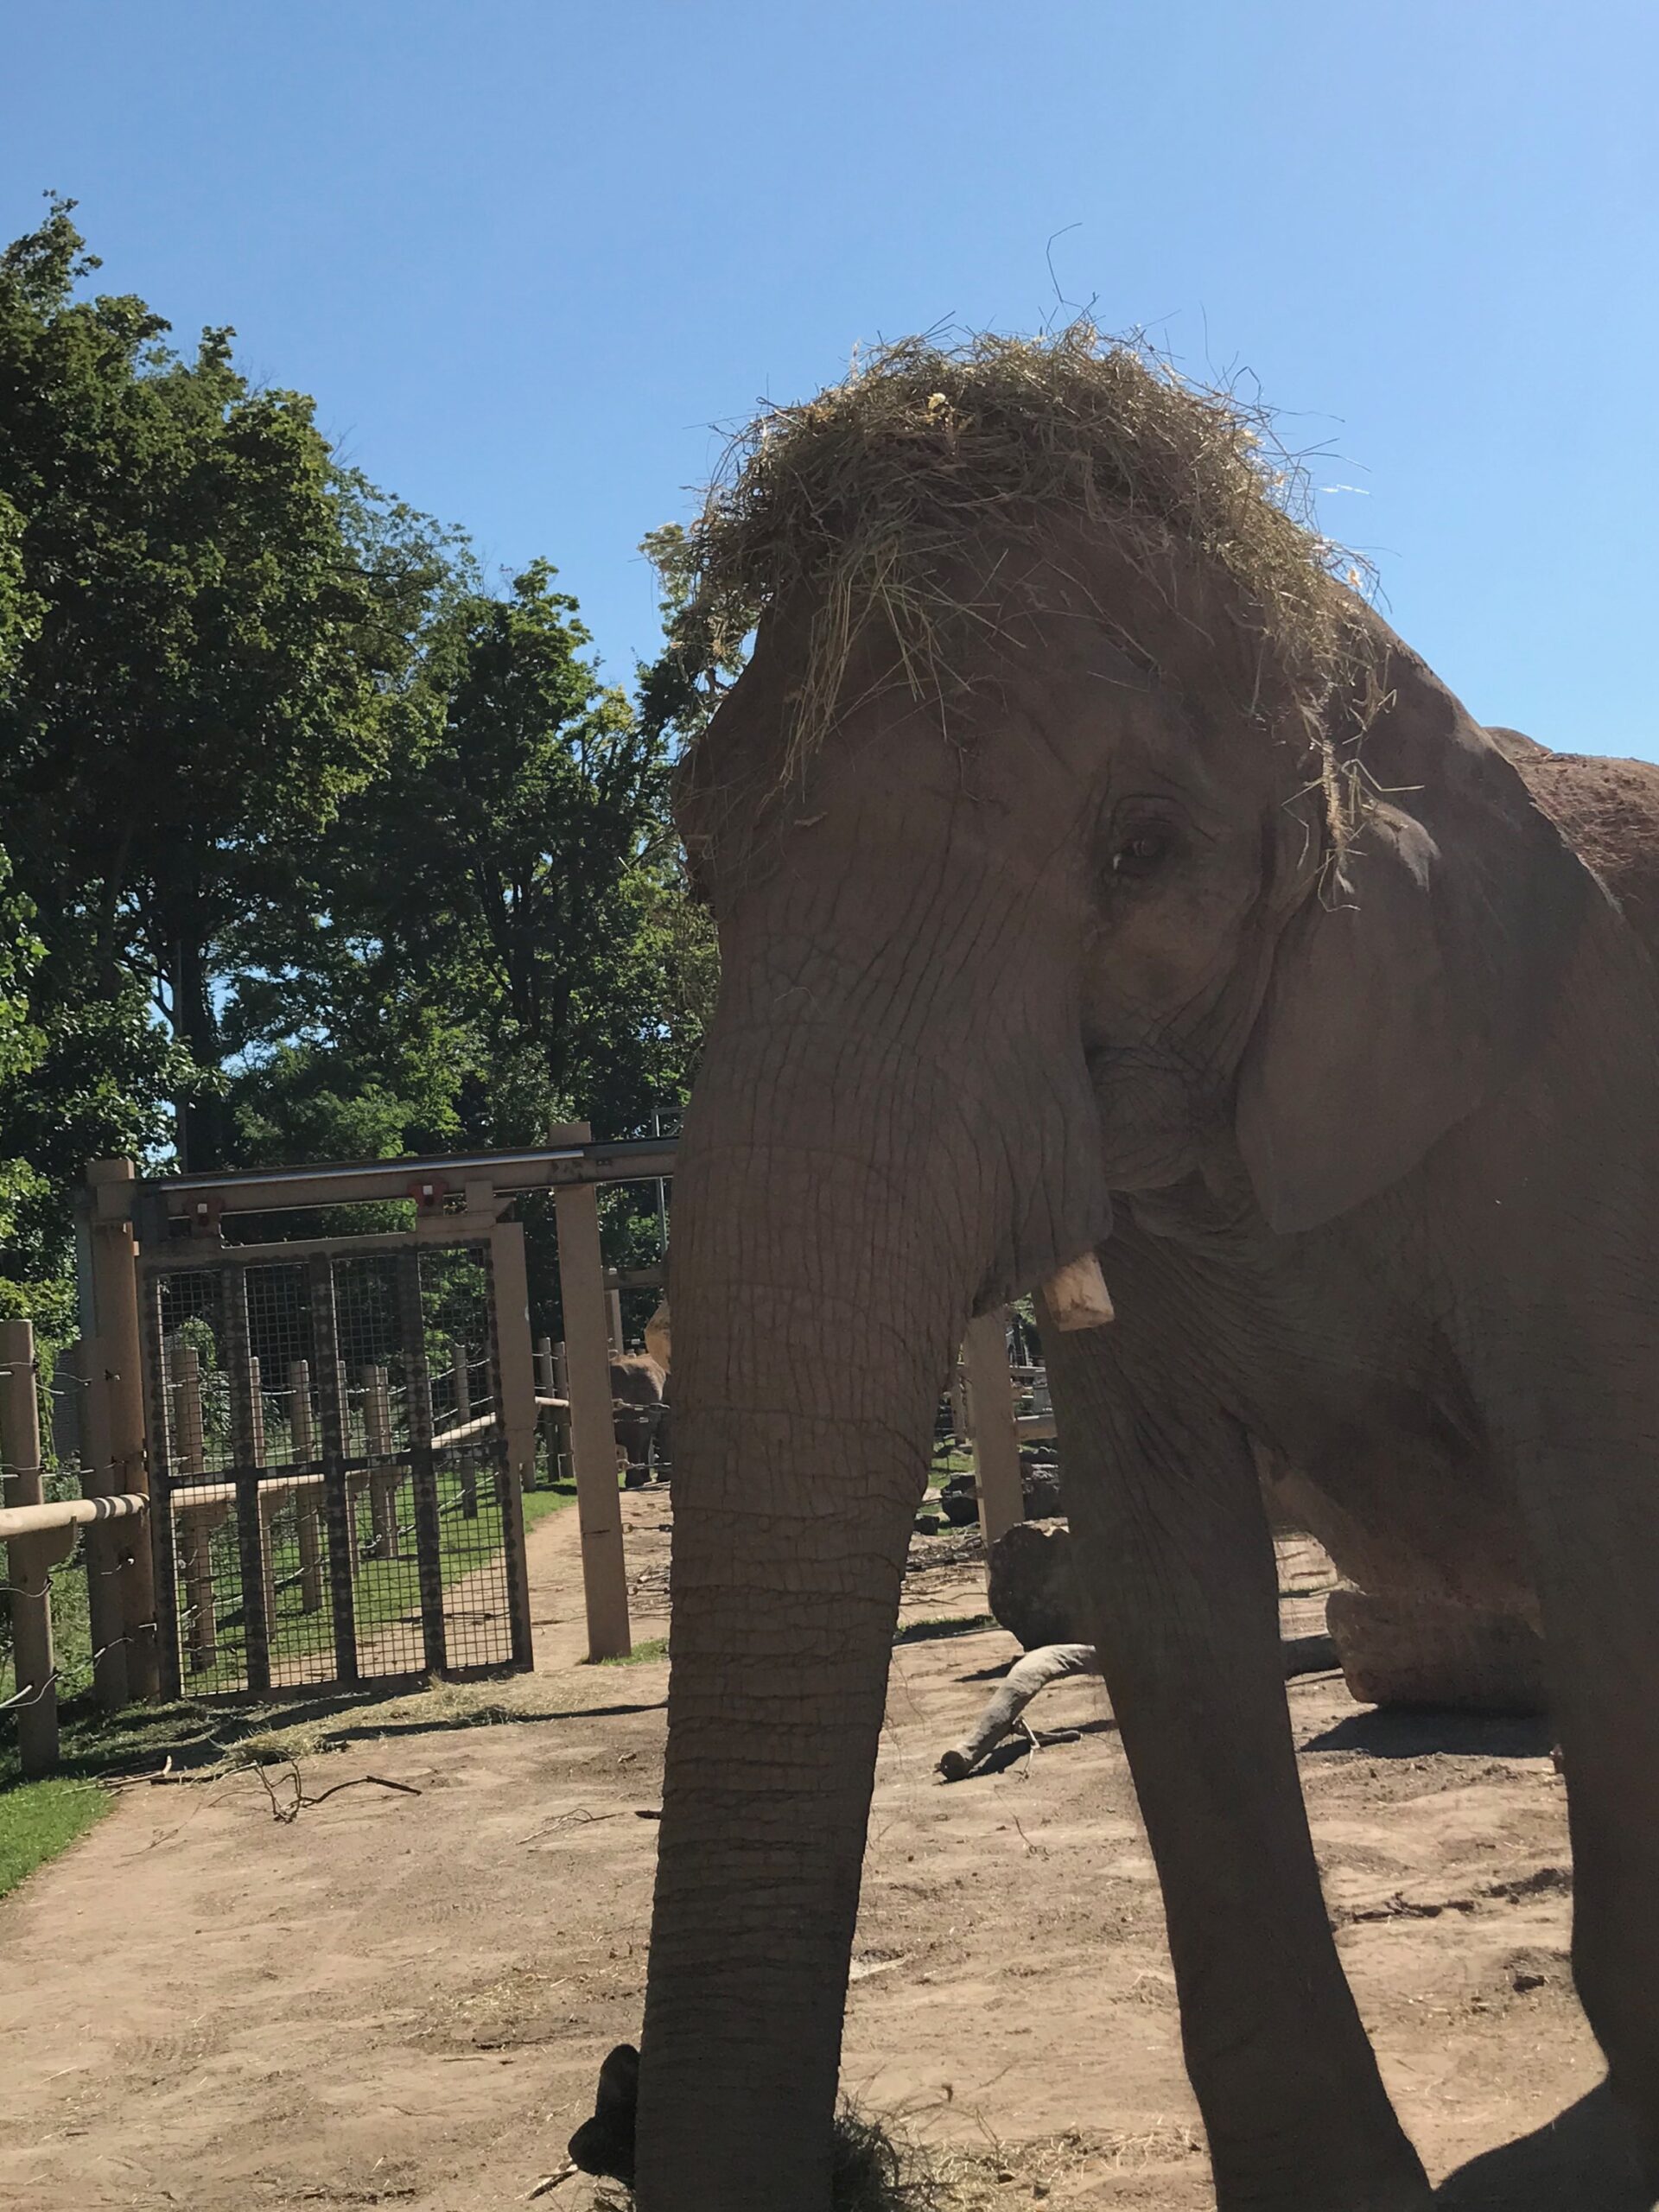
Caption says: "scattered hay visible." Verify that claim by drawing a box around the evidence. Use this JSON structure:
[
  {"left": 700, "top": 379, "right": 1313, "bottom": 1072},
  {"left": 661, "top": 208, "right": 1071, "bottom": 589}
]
[
  {"left": 825, "top": 2106, "right": 953, "bottom": 2211},
  {"left": 593, "top": 2107, "right": 950, "bottom": 2211},
  {"left": 667, "top": 321, "right": 1382, "bottom": 847},
  {"left": 594, "top": 2112, "right": 1203, "bottom": 2209}
]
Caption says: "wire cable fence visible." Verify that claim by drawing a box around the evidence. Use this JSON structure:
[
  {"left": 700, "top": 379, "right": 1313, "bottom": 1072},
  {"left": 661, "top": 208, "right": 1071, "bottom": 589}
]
[{"left": 143, "top": 1242, "right": 530, "bottom": 1698}]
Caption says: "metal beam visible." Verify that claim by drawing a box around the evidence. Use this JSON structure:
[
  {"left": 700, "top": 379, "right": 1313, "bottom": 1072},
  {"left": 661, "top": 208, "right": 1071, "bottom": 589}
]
[{"left": 118, "top": 1136, "right": 679, "bottom": 1230}]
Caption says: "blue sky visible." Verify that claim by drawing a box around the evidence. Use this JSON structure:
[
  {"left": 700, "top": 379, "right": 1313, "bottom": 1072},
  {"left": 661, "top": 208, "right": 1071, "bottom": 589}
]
[{"left": 3, "top": 2, "right": 1656, "bottom": 753}]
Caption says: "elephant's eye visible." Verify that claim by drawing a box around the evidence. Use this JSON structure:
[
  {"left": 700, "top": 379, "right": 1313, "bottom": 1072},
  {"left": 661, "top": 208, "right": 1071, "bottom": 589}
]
[{"left": 1111, "top": 825, "right": 1174, "bottom": 880}]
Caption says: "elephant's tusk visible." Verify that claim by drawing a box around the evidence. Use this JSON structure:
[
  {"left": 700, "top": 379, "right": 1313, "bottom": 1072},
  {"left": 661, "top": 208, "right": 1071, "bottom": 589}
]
[{"left": 1040, "top": 1250, "right": 1116, "bottom": 1330}]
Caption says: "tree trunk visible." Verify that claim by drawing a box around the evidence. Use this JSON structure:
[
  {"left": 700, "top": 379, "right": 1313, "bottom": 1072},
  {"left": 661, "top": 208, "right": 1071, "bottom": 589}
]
[{"left": 169, "top": 918, "right": 223, "bottom": 1173}]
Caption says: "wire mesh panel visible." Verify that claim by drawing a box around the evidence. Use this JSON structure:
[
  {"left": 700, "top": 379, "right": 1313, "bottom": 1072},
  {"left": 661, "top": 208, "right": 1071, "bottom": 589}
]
[{"left": 143, "top": 1236, "right": 531, "bottom": 1699}]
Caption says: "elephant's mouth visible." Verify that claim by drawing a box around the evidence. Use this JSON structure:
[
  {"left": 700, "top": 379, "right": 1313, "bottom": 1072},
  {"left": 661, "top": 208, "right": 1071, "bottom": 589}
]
[{"left": 1088, "top": 1041, "right": 1226, "bottom": 1194}]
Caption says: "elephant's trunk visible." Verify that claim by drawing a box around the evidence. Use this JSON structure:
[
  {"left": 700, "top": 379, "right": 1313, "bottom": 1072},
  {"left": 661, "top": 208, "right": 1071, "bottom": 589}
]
[{"left": 631, "top": 1003, "right": 1107, "bottom": 2210}]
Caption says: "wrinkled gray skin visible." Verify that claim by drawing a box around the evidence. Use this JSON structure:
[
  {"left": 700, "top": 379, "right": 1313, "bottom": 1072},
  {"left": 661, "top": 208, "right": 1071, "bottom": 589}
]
[{"left": 631, "top": 524, "right": 1659, "bottom": 2212}]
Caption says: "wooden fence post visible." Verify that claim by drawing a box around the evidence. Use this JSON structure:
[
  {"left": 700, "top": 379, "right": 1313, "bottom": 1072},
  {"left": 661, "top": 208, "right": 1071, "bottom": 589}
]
[
  {"left": 86, "top": 1159, "right": 158, "bottom": 1704},
  {"left": 364, "top": 1365, "right": 398, "bottom": 1559},
  {"left": 450, "top": 1341, "right": 478, "bottom": 1519},
  {"left": 554, "top": 1126, "right": 632, "bottom": 1661},
  {"left": 486, "top": 1217, "right": 538, "bottom": 1669},
  {"left": 2, "top": 1319, "right": 58, "bottom": 1777},
  {"left": 963, "top": 1310, "right": 1025, "bottom": 1550},
  {"left": 552, "top": 1340, "right": 571, "bottom": 1484},
  {"left": 949, "top": 1361, "right": 969, "bottom": 1446},
  {"left": 289, "top": 1361, "right": 323, "bottom": 1612},
  {"left": 534, "top": 1334, "right": 556, "bottom": 1488},
  {"left": 173, "top": 1343, "right": 219, "bottom": 1673},
  {"left": 249, "top": 1355, "right": 280, "bottom": 1635}
]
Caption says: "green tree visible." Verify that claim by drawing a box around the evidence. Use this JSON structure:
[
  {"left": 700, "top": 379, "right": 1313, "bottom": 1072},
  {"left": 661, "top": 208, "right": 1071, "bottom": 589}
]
[
  {"left": 227, "top": 560, "right": 699, "bottom": 1155},
  {"left": 0, "top": 200, "right": 731, "bottom": 1351},
  {"left": 0, "top": 196, "right": 457, "bottom": 1184}
]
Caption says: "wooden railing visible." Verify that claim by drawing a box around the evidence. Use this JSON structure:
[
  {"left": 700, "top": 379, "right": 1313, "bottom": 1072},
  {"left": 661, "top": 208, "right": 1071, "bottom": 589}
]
[{"left": 2, "top": 1317, "right": 151, "bottom": 1778}]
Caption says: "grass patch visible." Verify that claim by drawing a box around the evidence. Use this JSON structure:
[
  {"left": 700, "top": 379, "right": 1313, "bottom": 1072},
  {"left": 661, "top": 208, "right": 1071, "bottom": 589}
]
[
  {"left": 163, "top": 1465, "right": 540, "bottom": 1696},
  {"left": 927, "top": 1448, "right": 974, "bottom": 1490},
  {"left": 522, "top": 1479, "right": 578, "bottom": 1535},
  {"left": 893, "top": 1614, "right": 995, "bottom": 1647},
  {"left": 0, "top": 1776, "right": 111, "bottom": 1899},
  {"left": 2, "top": 1471, "right": 585, "bottom": 1792},
  {"left": 0, "top": 1692, "right": 230, "bottom": 1795},
  {"left": 594, "top": 1637, "right": 669, "bottom": 1669}
]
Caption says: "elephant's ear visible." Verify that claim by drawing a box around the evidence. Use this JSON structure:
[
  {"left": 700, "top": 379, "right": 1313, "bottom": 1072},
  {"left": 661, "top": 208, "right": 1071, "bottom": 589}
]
[{"left": 1235, "top": 646, "right": 1594, "bottom": 1234}]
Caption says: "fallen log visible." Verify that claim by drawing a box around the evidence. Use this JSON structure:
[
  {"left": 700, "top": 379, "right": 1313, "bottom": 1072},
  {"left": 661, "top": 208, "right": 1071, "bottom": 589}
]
[{"left": 937, "top": 1630, "right": 1340, "bottom": 1781}]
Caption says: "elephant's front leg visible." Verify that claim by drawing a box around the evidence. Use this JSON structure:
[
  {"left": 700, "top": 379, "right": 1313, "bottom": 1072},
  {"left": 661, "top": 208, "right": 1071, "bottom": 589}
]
[{"left": 1047, "top": 1319, "right": 1431, "bottom": 2212}]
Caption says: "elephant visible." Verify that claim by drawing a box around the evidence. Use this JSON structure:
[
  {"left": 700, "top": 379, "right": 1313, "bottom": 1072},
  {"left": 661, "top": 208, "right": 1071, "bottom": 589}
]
[
  {"left": 608, "top": 1351, "right": 668, "bottom": 1478},
  {"left": 574, "top": 334, "right": 1659, "bottom": 2210}
]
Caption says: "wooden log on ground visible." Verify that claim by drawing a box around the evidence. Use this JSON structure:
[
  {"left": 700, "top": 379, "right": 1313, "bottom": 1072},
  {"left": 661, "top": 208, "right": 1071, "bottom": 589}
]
[
  {"left": 937, "top": 1629, "right": 1341, "bottom": 1782},
  {"left": 938, "top": 1643, "right": 1098, "bottom": 1780},
  {"left": 1326, "top": 1588, "right": 1548, "bottom": 1715}
]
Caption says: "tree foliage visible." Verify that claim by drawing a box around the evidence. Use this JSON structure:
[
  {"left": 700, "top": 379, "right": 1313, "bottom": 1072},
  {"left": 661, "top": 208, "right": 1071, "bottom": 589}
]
[
  {"left": 0, "top": 198, "right": 719, "bottom": 1332},
  {"left": 0, "top": 197, "right": 459, "bottom": 1183},
  {"left": 227, "top": 557, "right": 710, "bottom": 1159}
]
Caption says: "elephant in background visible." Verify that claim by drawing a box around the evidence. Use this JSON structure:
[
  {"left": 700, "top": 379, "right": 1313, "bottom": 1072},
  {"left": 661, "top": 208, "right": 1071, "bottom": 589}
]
[
  {"left": 571, "top": 334, "right": 1659, "bottom": 2212},
  {"left": 608, "top": 1350, "right": 668, "bottom": 1479}
]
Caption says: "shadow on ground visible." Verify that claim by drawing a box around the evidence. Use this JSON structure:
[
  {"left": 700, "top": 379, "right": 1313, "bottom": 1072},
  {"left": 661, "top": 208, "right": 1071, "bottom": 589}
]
[
  {"left": 1435, "top": 2084, "right": 1649, "bottom": 2209},
  {"left": 1303, "top": 1707, "right": 1555, "bottom": 1760}
]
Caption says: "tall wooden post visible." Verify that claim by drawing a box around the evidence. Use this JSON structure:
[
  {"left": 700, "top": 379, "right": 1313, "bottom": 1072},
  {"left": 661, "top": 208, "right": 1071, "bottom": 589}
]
[
  {"left": 364, "top": 1365, "right": 397, "bottom": 1558},
  {"left": 174, "top": 1344, "right": 219, "bottom": 1672},
  {"left": 2, "top": 1319, "right": 58, "bottom": 1777},
  {"left": 450, "top": 1340, "right": 478, "bottom": 1518},
  {"left": 963, "top": 1310, "right": 1025, "bottom": 1549},
  {"left": 86, "top": 1159, "right": 158, "bottom": 1703},
  {"left": 248, "top": 1355, "right": 281, "bottom": 1634},
  {"left": 223, "top": 1267, "right": 270, "bottom": 1696},
  {"left": 554, "top": 1127, "right": 631, "bottom": 1660},
  {"left": 552, "top": 1340, "right": 571, "bottom": 1484},
  {"left": 949, "top": 1361, "right": 969, "bottom": 1446},
  {"left": 289, "top": 1361, "right": 323, "bottom": 1611},
  {"left": 534, "top": 1334, "right": 556, "bottom": 1490},
  {"left": 486, "top": 1217, "right": 537, "bottom": 1669}
]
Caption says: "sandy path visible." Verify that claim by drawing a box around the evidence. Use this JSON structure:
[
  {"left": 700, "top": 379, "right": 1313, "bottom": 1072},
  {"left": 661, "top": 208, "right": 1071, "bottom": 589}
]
[{"left": 0, "top": 1502, "right": 1646, "bottom": 2211}]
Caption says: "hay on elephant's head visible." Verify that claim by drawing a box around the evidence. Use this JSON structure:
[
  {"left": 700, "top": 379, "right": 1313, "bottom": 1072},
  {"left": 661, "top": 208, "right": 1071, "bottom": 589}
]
[{"left": 672, "top": 323, "right": 1382, "bottom": 845}]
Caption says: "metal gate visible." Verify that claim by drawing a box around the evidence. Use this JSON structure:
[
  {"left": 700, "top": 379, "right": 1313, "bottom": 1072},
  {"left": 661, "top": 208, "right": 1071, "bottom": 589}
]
[{"left": 139, "top": 1236, "right": 533, "bottom": 1698}]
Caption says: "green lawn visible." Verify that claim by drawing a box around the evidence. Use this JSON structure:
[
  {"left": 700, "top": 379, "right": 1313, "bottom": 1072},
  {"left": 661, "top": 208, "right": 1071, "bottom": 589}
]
[
  {"left": 0, "top": 1777, "right": 111, "bottom": 1901},
  {"left": 522, "top": 1479, "right": 577, "bottom": 1535},
  {"left": 163, "top": 1462, "right": 579, "bottom": 1694},
  {"left": 595, "top": 1634, "right": 669, "bottom": 1667},
  {"left": 0, "top": 1465, "right": 585, "bottom": 1893}
]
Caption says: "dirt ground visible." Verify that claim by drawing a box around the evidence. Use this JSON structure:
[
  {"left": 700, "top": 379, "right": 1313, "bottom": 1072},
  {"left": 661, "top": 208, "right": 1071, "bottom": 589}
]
[{"left": 0, "top": 1497, "right": 1649, "bottom": 2212}]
